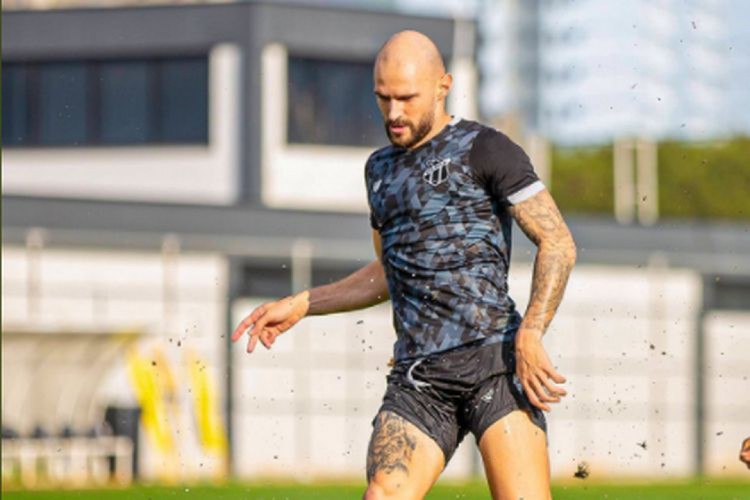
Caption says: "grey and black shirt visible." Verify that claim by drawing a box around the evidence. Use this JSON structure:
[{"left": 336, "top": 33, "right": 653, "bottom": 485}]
[{"left": 365, "top": 117, "right": 544, "bottom": 361}]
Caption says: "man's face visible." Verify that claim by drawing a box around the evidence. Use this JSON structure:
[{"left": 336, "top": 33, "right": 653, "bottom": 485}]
[{"left": 373, "top": 60, "right": 437, "bottom": 149}]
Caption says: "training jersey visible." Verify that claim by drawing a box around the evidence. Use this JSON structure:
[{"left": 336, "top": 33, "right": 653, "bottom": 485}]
[{"left": 365, "top": 117, "right": 545, "bottom": 362}]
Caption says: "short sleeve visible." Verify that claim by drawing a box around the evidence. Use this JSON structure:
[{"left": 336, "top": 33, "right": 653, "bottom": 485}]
[
  {"left": 468, "top": 128, "right": 544, "bottom": 205},
  {"left": 369, "top": 213, "right": 379, "bottom": 230}
]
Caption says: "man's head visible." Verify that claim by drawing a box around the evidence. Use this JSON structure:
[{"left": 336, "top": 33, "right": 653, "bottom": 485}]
[{"left": 374, "top": 31, "right": 452, "bottom": 149}]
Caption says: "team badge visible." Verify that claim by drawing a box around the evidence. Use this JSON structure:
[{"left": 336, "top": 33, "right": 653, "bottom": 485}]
[{"left": 423, "top": 157, "right": 451, "bottom": 186}]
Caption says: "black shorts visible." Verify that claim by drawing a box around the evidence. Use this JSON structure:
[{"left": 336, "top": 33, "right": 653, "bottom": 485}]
[{"left": 375, "top": 339, "right": 546, "bottom": 464}]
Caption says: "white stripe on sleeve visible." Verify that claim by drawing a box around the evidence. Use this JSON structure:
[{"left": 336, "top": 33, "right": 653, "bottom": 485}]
[{"left": 507, "top": 180, "right": 545, "bottom": 205}]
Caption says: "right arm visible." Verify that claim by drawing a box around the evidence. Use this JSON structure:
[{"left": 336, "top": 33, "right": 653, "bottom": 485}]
[{"left": 231, "top": 230, "right": 389, "bottom": 353}]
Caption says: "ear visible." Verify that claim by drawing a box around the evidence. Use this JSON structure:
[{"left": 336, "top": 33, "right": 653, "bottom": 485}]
[{"left": 436, "top": 72, "right": 453, "bottom": 101}]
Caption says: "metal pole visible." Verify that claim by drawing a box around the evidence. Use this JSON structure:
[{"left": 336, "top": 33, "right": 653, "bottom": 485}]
[
  {"left": 694, "top": 275, "right": 712, "bottom": 476},
  {"left": 224, "top": 257, "right": 243, "bottom": 477},
  {"left": 291, "top": 239, "right": 313, "bottom": 473}
]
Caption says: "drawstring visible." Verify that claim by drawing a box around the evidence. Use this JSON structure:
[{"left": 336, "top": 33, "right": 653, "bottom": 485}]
[{"left": 406, "top": 357, "right": 431, "bottom": 392}]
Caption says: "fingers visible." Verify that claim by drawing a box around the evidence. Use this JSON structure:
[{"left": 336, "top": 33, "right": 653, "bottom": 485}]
[
  {"left": 246, "top": 317, "right": 269, "bottom": 353},
  {"left": 518, "top": 365, "right": 568, "bottom": 412},
  {"left": 259, "top": 329, "right": 278, "bottom": 349},
  {"left": 246, "top": 333, "right": 259, "bottom": 353},
  {"left": 525, "top": 376, "right": 551, "bottom": 412},
  {"left": 231, "top": 304, "right": 268, "bottom": 342},
  {"left": 546, "top": 366, "right": 567, "bottom": 385},
  {"left": 540, "top": 370, "right": 567, "bottom": 398}
]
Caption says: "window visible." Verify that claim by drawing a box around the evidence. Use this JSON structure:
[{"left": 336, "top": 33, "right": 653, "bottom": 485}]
[
  {"left": 287, "top": 55, "right": 384, "bottom": 147},
  {"left": 38, "top": 62, "right": 89, "bottom": 145},
  {"left": 99, "top": 61, "right": 151, "bottom": 144},
  {"left": 2, "top": 55, "right": 208, "bottom": 147},
  {"left": 2, "top": 65, "right": 30, "bottom": 146},
  {"left": 160, "top": 59, "right": 209, "bottom": 143}
]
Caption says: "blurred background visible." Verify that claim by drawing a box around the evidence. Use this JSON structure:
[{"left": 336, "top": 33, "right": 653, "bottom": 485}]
[{"left": 2, "top": 0, "right": 749, "bottom": 493}]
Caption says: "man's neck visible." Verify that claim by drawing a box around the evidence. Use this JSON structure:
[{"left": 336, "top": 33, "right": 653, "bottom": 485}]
[{"left": 407, "top": 113, "right": 453, "bottom": 150}]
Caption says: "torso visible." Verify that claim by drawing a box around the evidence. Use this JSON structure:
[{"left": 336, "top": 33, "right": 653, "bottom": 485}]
[{"left": 366, "top": 118, "right": 524, "bottom": 361}]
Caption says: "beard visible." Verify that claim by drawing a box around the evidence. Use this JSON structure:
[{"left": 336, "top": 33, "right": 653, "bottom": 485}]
[{"left": 385, "top": 109, "right": 434, "bottom": 149}]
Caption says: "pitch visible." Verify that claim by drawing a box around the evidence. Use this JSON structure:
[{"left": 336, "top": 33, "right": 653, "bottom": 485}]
[{"left": 3, "top": 479, "right": 749, "bottom": 499}]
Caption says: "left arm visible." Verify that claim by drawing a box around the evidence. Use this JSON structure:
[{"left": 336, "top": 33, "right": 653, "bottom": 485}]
[{"left": 509, "top": 188, "right": 577, "bottom": 411}]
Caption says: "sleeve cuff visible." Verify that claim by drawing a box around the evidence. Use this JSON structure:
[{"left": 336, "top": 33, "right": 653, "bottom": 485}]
[{"left": 507, "top": 180, "right": 545, "bottom": 205}]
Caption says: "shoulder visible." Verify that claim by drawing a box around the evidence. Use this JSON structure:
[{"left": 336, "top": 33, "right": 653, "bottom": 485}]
[
  {"left": 468, "top": 123, "right": 527, "bottom": 162},
  {"left": 463, "top": 122, "right": 540, "bottom": 202}
]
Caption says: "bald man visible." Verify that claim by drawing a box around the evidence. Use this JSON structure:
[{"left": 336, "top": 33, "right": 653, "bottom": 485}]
[{"left": 233, "top": 31, "right": 576, "bottom": 499}]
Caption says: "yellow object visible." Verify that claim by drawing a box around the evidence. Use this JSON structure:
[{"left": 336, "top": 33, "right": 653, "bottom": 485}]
[
  {"left": 186, "top": 349, "right": 228, "bottom": 477},
  {"left": 126, "top": 347, "right": 178, "bottom": 480}
]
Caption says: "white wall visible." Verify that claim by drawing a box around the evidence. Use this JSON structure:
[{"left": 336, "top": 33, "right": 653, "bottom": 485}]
[
  {"left": 1, "top": 45, "right": 241, "bottom": 205},
  {"left": 4, "top": 245, "right": 747, "bottom": 480},
  {"left": 231, "top": 261, "right": 750, "bottom": 480}
]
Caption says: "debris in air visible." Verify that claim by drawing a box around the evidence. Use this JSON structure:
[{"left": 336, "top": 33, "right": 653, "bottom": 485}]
[
  {"left": 574, "top": 461, "right": 590, "bottom": 479},
  {"left": 356, "top": 320, "right": 364, "bottom": 325},
  {"left": 637, "top": 441, "right": 647, "bottom": 450}
]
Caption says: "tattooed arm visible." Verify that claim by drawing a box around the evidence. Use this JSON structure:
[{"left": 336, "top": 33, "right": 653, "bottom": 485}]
[{"left": 509, "top": 188, "right": 577, "bottom": 411}]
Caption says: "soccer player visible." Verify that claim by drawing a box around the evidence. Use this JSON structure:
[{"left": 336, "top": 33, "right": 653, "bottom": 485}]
[{"left": 232, "top": 31, "right": 576, "bottom": 499}]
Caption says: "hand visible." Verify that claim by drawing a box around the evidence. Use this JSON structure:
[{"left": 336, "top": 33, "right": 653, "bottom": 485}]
[
  {"left": 515, "top": 329, "right": 567, "bottom": 412},
  {"left": 740, "top": 437, "right": 750, "bottom": 469},
  {"left": 231, "top": 291, "right": 310, "bottom": 353}
]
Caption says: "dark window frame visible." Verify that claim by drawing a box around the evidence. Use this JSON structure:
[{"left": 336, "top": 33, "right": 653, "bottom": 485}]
[{"left": 2, "top": 54, "right": 209, "bottom": 148}]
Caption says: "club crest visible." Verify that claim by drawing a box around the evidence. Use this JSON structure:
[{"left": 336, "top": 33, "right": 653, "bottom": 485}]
[{"left": 423, "top": 157, "right": 451, "bottom": 186}]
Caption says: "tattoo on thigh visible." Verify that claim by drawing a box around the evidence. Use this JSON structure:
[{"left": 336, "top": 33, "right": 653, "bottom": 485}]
[{"left": 366, "top": 412, "right": 418, "bottom": 481}]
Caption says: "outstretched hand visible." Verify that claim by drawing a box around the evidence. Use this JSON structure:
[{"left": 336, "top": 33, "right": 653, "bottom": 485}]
[
  {"left": 515, "top": 329, "right": 567, "bottom": 412},
  {"left": 231, "top": 292, "right": 310, "bottom": 353}
]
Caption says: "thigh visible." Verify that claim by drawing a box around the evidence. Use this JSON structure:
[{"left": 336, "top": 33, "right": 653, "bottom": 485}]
[
  {"left": 478, "top": 410, "right": 551, "bottom": 500},
  {"left": 365, "top": 411, "right": 444, "bottom": 499}
]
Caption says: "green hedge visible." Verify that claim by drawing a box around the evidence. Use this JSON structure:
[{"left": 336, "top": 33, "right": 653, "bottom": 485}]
[
  {"left": 658, "top": 137, "right": 750, "bottom": 220},
  {"left": 550, "top": 144, "right": 614, "bottom": 215},
  {"left": 549, "top": 137, "right": 750, "bottom": 221}
]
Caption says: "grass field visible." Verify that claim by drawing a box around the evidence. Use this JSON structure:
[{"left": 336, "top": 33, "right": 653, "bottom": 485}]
[{"left": 4, "top": 479, "right": 750, "bottom": 499}]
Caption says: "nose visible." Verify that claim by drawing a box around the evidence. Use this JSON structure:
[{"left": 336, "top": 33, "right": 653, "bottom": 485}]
[{"left": 387, "top": 99, "right": 403, "bottom": 122}]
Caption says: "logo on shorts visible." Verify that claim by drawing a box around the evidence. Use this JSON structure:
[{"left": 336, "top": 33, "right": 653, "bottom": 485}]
[
  {"left": 423, "top": 157, "right": 451, "bottom": 186},
  {"left": 480, "top": 388, "right": 495, "bottom": 403}
]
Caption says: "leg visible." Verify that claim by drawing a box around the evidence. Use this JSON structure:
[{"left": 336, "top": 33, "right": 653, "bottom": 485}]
[
  {"left": 363, "top": 411, "right": 444, "bottom": 500},
  {"left": 478, "top": 410, "right": 551, "bottom": 500}
]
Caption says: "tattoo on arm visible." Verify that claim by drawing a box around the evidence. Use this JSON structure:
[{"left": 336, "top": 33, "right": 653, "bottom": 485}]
[
  {"left": 366, "top": 412, "right": 417, "bottom": 481},
  {"left": 509, "top": 189, "right": 577, "bottom": 334}
]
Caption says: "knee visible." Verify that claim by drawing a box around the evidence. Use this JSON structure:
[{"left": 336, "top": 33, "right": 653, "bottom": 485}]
[{"left": 362, "top": 478, "right": 410, "bottom": 500}]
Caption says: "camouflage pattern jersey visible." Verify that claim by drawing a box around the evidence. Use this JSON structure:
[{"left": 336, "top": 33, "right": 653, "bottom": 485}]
[{"left": 366, "top": 117, "right": 545, "bottom": 362}]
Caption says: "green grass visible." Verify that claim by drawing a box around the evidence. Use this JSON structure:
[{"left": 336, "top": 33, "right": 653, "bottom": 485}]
[{"left": 3, "top": 479, "right": 750, "bottom": 499}]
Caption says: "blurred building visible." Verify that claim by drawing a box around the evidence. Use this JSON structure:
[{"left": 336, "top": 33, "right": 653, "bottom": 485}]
[
  {"left": 536, "top": 0, "right": 732, "bottom": 144},
  {"left": 2, "top": 0, "right": 750, "bottom": 487}
]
